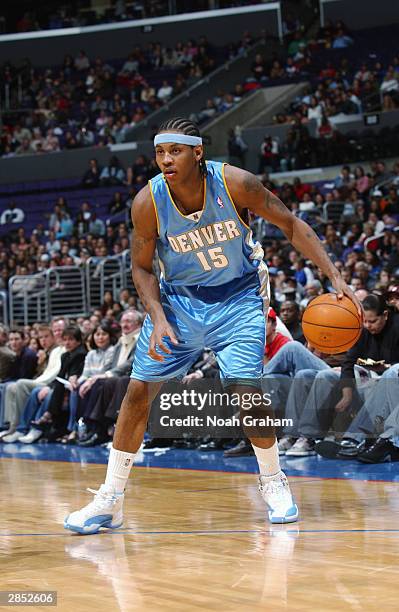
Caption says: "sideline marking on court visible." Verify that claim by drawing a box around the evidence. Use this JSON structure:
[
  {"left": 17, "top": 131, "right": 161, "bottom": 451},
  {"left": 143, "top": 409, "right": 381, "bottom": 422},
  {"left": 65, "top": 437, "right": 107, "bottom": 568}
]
[{"left": 1, "top": 528, "right": 399, "bottom": 537}]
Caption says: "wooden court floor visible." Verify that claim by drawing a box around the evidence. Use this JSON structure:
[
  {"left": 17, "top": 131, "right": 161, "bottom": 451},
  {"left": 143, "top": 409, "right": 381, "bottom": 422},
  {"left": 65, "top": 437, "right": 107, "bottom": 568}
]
[{"left": 1, "top": 456, "right": 398, "bottom": 611}]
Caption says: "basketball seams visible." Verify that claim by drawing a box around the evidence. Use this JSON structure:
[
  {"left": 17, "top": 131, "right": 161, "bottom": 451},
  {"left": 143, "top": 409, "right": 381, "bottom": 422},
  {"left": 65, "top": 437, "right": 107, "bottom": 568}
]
[
  {"left": 302, "top": 321, "right": 361, "bottom": 330},
  {"left": 303, "top": 302, "right": 360, "bottom": 323}
]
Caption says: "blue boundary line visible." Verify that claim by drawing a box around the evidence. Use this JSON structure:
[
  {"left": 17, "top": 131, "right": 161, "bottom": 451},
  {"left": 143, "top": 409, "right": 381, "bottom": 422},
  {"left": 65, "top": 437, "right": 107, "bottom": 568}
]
[{"left": 1, "top": 455, "right": 399, "bottom": 484}]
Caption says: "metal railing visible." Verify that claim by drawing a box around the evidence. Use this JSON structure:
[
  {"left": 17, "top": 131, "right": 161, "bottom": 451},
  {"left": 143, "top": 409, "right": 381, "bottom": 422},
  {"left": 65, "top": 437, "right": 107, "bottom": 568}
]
[
  {"left": 98, "top": 255, "right": 124, "bottom": 303},
  {"left": 0, "top": 290, "right": 9, "bottom": 326},
  {"left": 9, "top": 266, "right": 87, "bottom": 325},
  {"left": 46, "top": 266, "right": 88, "bottom": 319},
  {"left": 86, "top": 253, "right": 130, "bottom": 311},
  {"left": 1, "top": 75, "right": 26, "bottom": 111},
  {"left": 9, "top": 273, "right": 48, "bottom": 325},
  {"left": 7, "top": 252, "right": 141, "bottom": 325}
]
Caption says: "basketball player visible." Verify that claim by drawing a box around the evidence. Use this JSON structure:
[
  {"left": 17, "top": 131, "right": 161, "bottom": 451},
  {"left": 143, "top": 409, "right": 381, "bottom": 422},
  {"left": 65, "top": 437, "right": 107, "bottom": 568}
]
[{"left": 64, "top": 118, "right": 359, "bottom": 534}]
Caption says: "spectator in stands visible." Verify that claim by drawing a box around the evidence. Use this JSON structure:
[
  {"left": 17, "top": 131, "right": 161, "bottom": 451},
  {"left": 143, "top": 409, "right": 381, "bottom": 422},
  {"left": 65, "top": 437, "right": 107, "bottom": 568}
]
[
  {"left": 108, "top": 192, "right": 126, "bottom": 216},
  {"left": 300, "top": 280, "right": 324, "bottom": 309},
  {"left": 13, "top": 123, "right": 32, "bottom": 144},
  {"left": 100, "top": 156, "right": 125, "bottom": 186},
  {"left": 100, "top": 291, "right": 116, "bottom": 317},
  {"left": 1, "top": 323, "right": 65, "bottom": 442},
  {"left": 89, "top": 213, "right": 106, "bottom": 237},
  {"left": 279, "top": 301, "right": 305, "bottom": 344},
  {"left": 227, "top": 126, "right": 248, "bottom": 168},
  {"left": 15, "top": 318, "right": 67, "bottom": 442},
  {"left": 334, "top": 165, "right": 355, "bottom": 190},
  {"left": 259, "top": 135, "right": 280, "bottom": 172},
  {"left": 280, "top": 130, "right": 298, "bottom": 172},
  {"left": 264, "top": 308, "right": 291, "bottom": 364},
  {"left": 290, "top": 294, "right": 399, "bottom": 459},
  {"left": 75, "top": 309, "right": 143, "bottom": 446},
  {"left": 0, "top": 328, "right": 37, "bottom": 435},
  {"left": 0, "top": 202, "right": 25, "bottom": 225},
  {"left": 81, "top": 158, "right": 101, "bottom": 188},
  {"left": 75, "top": 50, "right": 90, "bottom": 71},
  {"left": 126, "top": 154, "right": 149, "bottom": 185},
  {"left": 332, "top": 28, "right": 353, "bottom": 48},
  {"left": 56, "top": 212, "right": 74, "bottom": 239},
  {"left": 42, "top": 128, "right": 60, "bottom": 152},
  {"left": 15, "top": 138, "right": 34, "bottom": 156},
  {"left": 62, "top": 321, "right": 117, "bottom": 442},
  {"left": 30, "top": 325, "right": 87, "bottom": 440},
  {"left": 118, "top": 289, "right": 131, "bottom": 310},
  {"left": 157, "top": 80, "right": 173, "bottom": 103},
  {"left": 292, "top": 255, "right": 314, "bottom": 286},
  {"left": 0, "top": 326, "right": 15, "bottom": 383},
  {"left": 76, "top": 126, "right": 95, "bottom": 148},
  {"left": 252, "top": 53, "right": 268, "bottom": 82},
  {"left": 354, "top": 166, "right": 370, "bottom": 194},
  {"left": 7, "top": 329, "right": 37, "bottom": 381}
]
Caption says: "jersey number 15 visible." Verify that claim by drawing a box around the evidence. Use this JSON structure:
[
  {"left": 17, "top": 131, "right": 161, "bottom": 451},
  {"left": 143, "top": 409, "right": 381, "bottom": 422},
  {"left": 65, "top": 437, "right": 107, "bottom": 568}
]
[{"left": 196, "top": 247, "right": 228, "bottom": 271}]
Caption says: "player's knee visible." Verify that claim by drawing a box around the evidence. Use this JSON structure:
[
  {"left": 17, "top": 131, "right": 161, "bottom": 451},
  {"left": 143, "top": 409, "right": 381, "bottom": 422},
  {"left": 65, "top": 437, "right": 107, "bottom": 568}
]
[{"left": 124, "top": 380, "right": 151, "bottom": 414}]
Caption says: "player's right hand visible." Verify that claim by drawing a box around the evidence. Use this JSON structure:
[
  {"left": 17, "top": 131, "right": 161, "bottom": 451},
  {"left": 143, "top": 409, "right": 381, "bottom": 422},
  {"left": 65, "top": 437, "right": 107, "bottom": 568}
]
[{"left": 148, "top": 320, "right": 178, "bottom": 362}]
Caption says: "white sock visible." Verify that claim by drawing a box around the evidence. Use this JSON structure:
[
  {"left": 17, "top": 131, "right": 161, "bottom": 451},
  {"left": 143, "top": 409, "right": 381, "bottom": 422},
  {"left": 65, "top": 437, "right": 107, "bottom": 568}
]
[
  {"left": 104, "top": 446, "right": 136, "bottom": 494},
  {"left": 252, "top": 440, "right": 280, "bottom": 477}
]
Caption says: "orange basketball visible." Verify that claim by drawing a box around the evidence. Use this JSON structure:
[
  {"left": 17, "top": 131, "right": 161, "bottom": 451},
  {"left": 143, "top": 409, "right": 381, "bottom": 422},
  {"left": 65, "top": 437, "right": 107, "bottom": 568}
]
[{"left": 302, "top": 294, "right": 363, "bottom": 354}]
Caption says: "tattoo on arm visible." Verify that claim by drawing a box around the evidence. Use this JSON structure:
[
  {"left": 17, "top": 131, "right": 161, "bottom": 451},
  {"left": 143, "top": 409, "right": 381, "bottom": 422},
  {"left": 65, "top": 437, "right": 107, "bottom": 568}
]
[
  {"left": 131, "top": 231, "right": 154, "bottom": 261},
  {"left": 243, "top": 173, "right": 263, "bottom": 193},
  {"left": 264, "top": 190, "right": 288, "bottom": 213}
]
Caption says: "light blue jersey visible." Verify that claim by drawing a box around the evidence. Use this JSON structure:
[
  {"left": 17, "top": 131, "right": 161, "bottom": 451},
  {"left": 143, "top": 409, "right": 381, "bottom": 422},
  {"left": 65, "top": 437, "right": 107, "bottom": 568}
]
[
  {"left": 131, "top": 160, "right": 269, "bottom": 383},
  {"left": 150, "top": 160, "right": 267, "bottom": 291}
]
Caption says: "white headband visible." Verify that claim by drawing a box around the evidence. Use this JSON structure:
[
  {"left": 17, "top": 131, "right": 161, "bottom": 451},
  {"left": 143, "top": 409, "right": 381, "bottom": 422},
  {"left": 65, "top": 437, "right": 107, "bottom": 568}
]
[{"left": 154, "top": 133, "right": 202, "bottom": 147}]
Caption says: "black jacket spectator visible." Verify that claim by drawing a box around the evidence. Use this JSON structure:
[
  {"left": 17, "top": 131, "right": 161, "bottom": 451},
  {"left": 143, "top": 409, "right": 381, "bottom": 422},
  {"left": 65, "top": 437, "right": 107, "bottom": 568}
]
[
  {"left": 9, "top": 347, "right": 37, "bottom": 380},
  {"left": 47, "top": 344, "right": 87, "bottom": 418},
  {"left": 340, "top": 313, "right": 399, "bottom": 384},
  {"left": 81, "top": 159, "right": 101, "bottom": 188}
]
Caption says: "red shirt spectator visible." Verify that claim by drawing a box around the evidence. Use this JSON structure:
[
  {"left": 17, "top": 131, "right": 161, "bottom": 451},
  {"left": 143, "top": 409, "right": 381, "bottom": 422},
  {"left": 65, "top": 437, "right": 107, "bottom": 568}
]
[
  {"left": 265, "top": 333, "right": 291, "bottom": 361},
  {"left": 264, "top": 308, "right": 291, "bottom": 362}
]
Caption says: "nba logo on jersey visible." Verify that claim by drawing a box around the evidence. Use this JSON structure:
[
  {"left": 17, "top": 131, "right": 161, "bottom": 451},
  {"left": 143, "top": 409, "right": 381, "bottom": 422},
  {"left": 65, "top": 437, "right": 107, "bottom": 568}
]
[{"left": 217, "top": 196, "right": 224, "bottom": 208}]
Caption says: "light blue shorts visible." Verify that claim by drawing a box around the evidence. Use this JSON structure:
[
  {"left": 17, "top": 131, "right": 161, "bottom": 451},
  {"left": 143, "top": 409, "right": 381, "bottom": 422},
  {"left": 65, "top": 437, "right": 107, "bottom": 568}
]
[{"left": 131, "top": 274, "right": 266, "bottom": 383}]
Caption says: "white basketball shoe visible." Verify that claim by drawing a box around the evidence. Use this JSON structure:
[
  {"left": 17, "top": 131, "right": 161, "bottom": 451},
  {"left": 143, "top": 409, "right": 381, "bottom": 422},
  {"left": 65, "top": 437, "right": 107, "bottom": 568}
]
[
  {"left": 64, "top": 485, "right": 124, "bottom": 535},
  {"left": 259, "top": 471, "right": 299, "bottom": 524}
]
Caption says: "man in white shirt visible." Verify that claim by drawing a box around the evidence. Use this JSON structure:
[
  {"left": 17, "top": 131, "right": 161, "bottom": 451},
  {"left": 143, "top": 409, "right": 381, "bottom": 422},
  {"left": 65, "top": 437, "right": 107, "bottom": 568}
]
[
  {"left": 1, "top": 320, "right": 66, "bottom": 442},
  {"left": 157, "top": 80, "right": 173, "bottom": 103},
  {"left": 0, "top": 202, "right": 25, "bottom": 225}
]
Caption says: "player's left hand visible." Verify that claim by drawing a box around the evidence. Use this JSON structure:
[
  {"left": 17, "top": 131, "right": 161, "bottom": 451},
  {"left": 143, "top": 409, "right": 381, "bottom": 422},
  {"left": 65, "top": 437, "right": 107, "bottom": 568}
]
[
  {"left": 148, "top": 319, "right": 178, "bottom": 362},
  {"left": 330, "top": 275, "right": 363, "bottom": 317}
]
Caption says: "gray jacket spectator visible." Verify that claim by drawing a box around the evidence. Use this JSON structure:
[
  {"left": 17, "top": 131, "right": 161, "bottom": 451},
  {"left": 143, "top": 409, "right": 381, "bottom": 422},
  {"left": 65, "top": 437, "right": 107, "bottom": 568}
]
[{"left": 0, "top": 326, "right": 15, "bottom": 382}]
